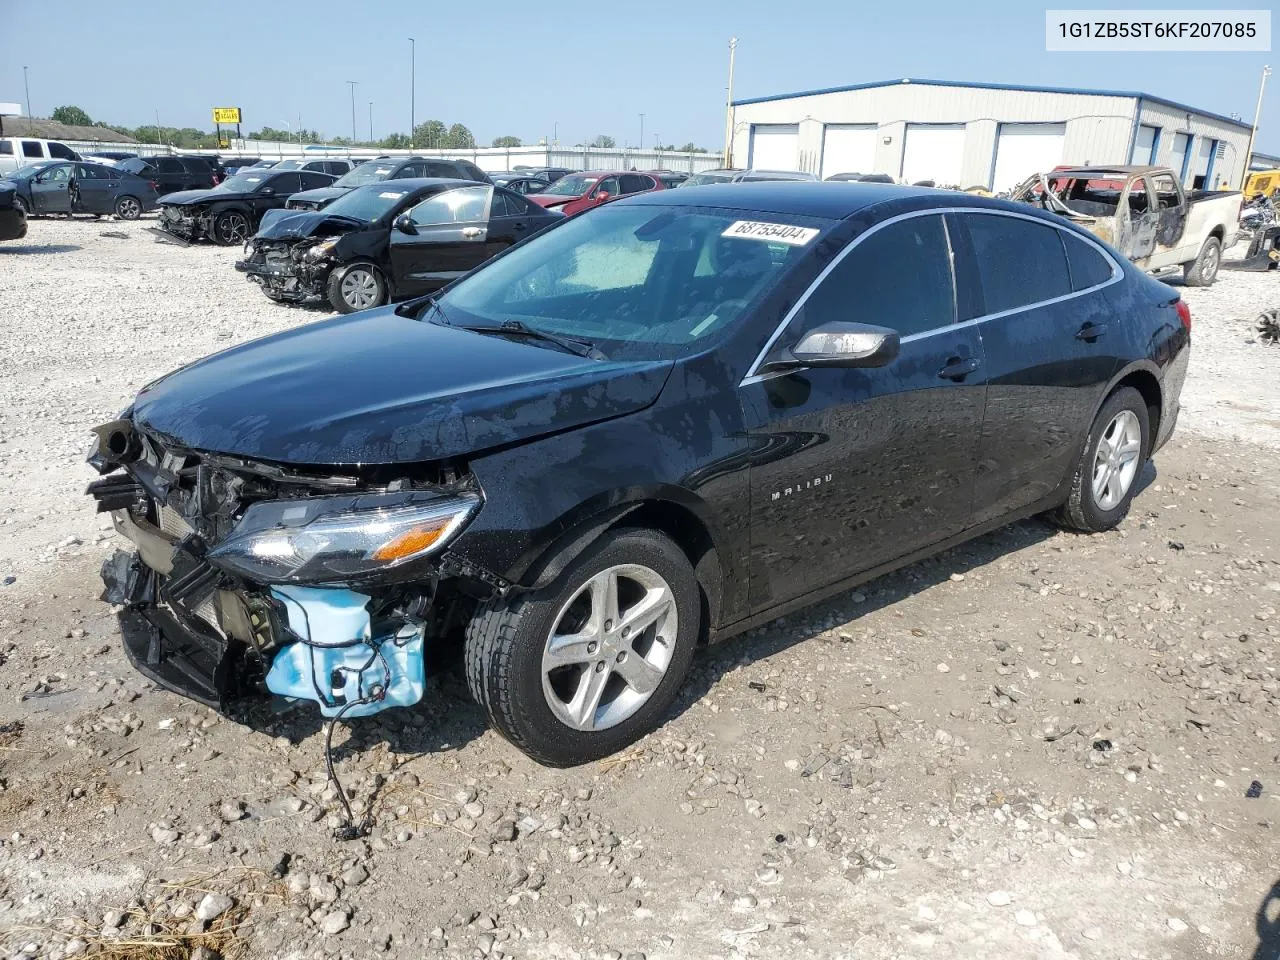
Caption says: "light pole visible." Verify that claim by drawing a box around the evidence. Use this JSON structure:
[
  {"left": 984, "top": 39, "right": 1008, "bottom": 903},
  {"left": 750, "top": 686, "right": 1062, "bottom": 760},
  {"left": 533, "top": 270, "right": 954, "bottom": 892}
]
[
  {"left": 346, "top": 81, "right": 358, "bottom": 142},
  {"left": 723, "top": 37, "right": 738, "bottom": 167},
  {"left": 639, "top": 113, "right": 645, "bottom": 155},
  {"left": 1243, "top": 64, "right": 1272, "bottom": 189},
  {"left": 22, "top": 66, "right": 31, "bottom": 118},
  {"left": 368, "top": 101, "right": 374, "bottom": 144},
  {"left": 409, "top": 37, "right": 416, "bottom": 147}
]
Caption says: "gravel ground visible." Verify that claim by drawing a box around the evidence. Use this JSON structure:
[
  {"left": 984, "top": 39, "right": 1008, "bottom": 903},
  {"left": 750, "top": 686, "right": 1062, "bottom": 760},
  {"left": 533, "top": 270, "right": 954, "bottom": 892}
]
[{"left": 0, "top": 217, "right": 1278, "bottom": 960}]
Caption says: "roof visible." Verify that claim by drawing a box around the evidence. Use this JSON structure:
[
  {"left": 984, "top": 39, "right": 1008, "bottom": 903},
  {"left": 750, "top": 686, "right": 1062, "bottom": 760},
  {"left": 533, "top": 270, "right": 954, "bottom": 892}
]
[
  {"left": 624, "top": 180, "right": 941, "bottom": 218},
  {"left": 349, "top": 177, "right": 474, "bottom": 192},
  {"left": 1051, "top": 165, "right": 1162, "bottom": 177},
  {"left": 732, "top": 77, "right": 1252, "bottom": 132},
  {"left": 0, "top": 117, "right": 137, "bottom": 142}
]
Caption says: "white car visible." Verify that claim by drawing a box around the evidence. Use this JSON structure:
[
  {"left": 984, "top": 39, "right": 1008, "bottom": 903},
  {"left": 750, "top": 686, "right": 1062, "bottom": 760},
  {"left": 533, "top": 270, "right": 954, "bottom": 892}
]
[{"left": 0, "top": 137, "right": 80, "bottom": 176}]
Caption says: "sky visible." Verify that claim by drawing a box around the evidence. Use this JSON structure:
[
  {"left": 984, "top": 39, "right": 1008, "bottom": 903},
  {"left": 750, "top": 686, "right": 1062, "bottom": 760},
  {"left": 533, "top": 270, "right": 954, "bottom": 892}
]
[{"left": 1, "top": 0, "right": 1275, "bottom": 154}]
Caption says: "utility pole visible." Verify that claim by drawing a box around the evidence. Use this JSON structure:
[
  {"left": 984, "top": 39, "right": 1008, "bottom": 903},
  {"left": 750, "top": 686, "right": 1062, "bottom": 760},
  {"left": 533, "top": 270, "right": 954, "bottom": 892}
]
[
  {"left": 409, "top": 38, "right": 416, "bottom": 147},
  {"left": 639, "top": 113, "right": 645, "bottom": 154},
  {"left": 1242, "top": 64, "right": 1272, "bottom": 189},
  {"left": 22, "top": 66, "right": 31, "bottom": 119},
  {"left": 368, "top": 101, "right": 374, "bottom": 143},
  {"left": 723, "top": 38, "right": 738, "bottom": 167},
  {"left": 346, "top": 81, "right": 358, "bottom": 142}
]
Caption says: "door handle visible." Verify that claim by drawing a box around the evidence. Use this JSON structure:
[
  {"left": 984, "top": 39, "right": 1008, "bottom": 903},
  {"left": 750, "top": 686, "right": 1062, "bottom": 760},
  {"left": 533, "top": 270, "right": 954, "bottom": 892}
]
[
  {"left": 1075, "top": 322, "right": 1109, "bottom": 341},
  {"left": 937, "top": 356, "right": 980, "bottom": 381},
  {"left": 462, "top": 226, "right": 482, "bottom": 238},
  {"left": 514, "top": 221, "right": 528, "bottom": 231}
]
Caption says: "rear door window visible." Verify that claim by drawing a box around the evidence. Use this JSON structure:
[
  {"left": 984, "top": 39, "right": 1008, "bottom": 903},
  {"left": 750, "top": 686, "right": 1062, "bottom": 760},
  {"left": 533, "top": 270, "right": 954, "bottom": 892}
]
[
  {"left": 795, "top": 214, "right": 955, "bottom": 339},
  {"left": 300, "top": 172, "right": 333, "bottom": 190},
  {"left": 266, "top": 172, "right": 302, "bottom": 194},
  {"left": 47, "top": 142, "right": 77, "bottom": 160},
  {"left": 0, "top": 142, "right": 11, "bottom": 155},
  {"left": 156, "top": 157, "right": 184, "bottom": 173},
  {"left": 962, "top": 213, "right": 1072, "bottom": 314},
  {"left": 424, "top": 160, "right": 459, "bottom": 179},
  {"left": 75, "top": 163, "right": 107, "bottom": 179},
  {"left": 1062, "top": 233, "right": 1114, "bottom": 291}
]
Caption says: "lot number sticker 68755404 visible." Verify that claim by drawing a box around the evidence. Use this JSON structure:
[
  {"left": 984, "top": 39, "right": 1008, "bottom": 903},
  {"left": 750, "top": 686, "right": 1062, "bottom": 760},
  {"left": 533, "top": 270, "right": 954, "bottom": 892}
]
[{"left": 721, "top": 220, "right": 819, "bottom": 246}]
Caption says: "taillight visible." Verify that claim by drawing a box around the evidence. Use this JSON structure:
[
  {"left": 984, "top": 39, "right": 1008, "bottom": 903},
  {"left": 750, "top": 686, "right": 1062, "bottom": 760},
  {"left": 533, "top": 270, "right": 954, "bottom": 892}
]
[{"left": 1175, "top": 299, "right": 1191, "bottom": 332}]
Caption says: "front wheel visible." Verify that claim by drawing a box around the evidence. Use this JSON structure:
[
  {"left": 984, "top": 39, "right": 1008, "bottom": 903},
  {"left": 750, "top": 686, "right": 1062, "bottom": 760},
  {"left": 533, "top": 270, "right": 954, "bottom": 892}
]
[
  {"left": 1183, "top": 236, "right": 1221, "bottom": 286},
  {"left": 464, "top": 528, "right": 701, "bottom": 766},
  {"left": 326, "top": 263, "right": 387, "bottom": 313},
  {"left": 1052, "top": 386, "right": 1149, "bottom": 533},
  {"left": 211, "top": 211, "right": 250, "bottom": 246},
  {"left": 12, "top": 195, "right": 28, "bottom": 216}
]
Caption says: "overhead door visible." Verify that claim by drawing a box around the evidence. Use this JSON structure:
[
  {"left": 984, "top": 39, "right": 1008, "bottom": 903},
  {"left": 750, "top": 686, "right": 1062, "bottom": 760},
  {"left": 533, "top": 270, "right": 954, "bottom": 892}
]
[
  {"left": 820, "top": 124, "right": 876, "bottom": 179},
  {"left": 1189, "top": 137, "right": 1214, "bottom": 188},
  {"left": 1130, "top": 124, "right": 1159, "bottom": 164},
  {"left": 1170, "top": 132, "right": 1193, "bottom": 185},
  {"left": 748, "top": 124, "right": 799, "bottom": 171},
  {"left": 990, "top": 123, "right": 1065, "bottom": 193},
  {"left": 901, "top": 124, "right": 965, "bottom": 186}
]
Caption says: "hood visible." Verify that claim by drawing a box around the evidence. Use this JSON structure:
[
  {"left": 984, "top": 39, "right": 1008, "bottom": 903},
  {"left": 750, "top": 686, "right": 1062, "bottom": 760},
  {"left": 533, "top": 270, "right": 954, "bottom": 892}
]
[
  {"left": 288, "top": 186, "right": 351, "bottom": 208},
  {"left": 160, "top": 188, "right": 232, "bottom": 206},
  {"left": 529, "top": 194, "right": 578, "bottom": 208},
  {"left": 130, "top": 309, "right": 672, "bottom": 465},
  {"left": 254, "top": 208, "right": 365, "bottom": 240}
]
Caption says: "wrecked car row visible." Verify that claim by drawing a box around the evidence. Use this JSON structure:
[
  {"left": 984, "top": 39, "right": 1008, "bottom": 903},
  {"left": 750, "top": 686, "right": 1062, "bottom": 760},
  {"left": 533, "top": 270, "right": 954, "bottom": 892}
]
[
  {"left": 91, "top": 181, "right": 1190, "bottom": 777},
  {"left": 156, "top": 170, "right": 340, "bottom": 245},
  {"left": 235, "top": 180, "right": 562, "bottom": 312}
]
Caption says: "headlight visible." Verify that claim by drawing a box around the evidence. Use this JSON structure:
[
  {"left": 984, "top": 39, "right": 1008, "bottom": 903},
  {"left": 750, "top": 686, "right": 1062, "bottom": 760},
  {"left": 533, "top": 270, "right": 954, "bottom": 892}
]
[
  {"left": 207, "top": 489, "right": 481, "bottom": 584},
  {"left": 305, "top": 238, "right": 339, "bottom": 261}
]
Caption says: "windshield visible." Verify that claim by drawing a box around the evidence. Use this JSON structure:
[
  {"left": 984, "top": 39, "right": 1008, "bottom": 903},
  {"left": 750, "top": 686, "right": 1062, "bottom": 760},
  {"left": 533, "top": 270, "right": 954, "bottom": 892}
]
[
  {"left": 437, "top": 205, "right": 831, "bottom": 361},
  {"left": 678, "top": 172, "right": 736, "bottom": 188},
  {"left": 541, "top": 174, "right": 597, "bottom": 197},
  {"left": 271, "top": 159, "right": 305, "bottom": 170},
  {"left": 333, "top": 163, "right": 396, "bottom": 188},
  {"left": 214, "top": 174, "right": 263, "bottom": 192},
  {"left": 8, "top": 162, "right": 55, "bottom": 179},
  {"left": 324, "top": 185, "right": 412, "bottom": 222}
]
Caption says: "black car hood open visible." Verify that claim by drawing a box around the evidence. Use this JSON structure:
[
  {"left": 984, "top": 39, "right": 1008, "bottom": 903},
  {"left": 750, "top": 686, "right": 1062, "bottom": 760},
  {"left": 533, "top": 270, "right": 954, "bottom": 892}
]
[
  {"left": 286, "top": 186, "right": 351, "bottom": 208},
  {"left": 162, "top": 188, "right": 251, "bottom": 206},
  {"left": 255, "top": 208, "right": 365, "bottom": 240},
  {"left": 130, "top": 309, "right": 673, "bottom": 465}
]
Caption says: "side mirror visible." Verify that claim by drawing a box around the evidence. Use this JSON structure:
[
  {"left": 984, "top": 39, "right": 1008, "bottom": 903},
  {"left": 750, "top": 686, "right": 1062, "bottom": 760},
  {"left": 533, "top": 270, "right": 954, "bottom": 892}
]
[
  {"left": 393, "top": 214, "right": 418, "bottom": 235},
  {"left": 260, "top": 187, "right": 274, "bottom": 195},
  {"left": 761, "top": 321, "right": 900, "bottom": 373}
]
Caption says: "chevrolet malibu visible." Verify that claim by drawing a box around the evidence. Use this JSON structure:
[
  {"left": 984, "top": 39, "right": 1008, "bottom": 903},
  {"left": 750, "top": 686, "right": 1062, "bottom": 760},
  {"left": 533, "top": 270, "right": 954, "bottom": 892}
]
[{"left": 88, "top": 183, "right": 1189, "bottom": 767}]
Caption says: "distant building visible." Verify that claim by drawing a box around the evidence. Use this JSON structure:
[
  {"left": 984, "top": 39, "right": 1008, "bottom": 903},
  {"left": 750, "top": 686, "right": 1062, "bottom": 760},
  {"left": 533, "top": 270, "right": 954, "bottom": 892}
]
[
  {"left": 729, "top": 78, "right": 1251, "bottom": 191},
  {"left": 1251, "top": 150, "right": 1280, "bottom": 171},
  {"left": 2, "top": 116, "right": 136, "bottom": 143}
]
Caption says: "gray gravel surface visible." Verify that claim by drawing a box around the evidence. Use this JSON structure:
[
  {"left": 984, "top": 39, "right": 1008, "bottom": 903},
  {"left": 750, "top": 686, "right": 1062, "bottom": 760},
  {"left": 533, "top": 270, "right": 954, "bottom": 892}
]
[{"left": 1, "top": 218, "right": 1278, "bottom": 960}]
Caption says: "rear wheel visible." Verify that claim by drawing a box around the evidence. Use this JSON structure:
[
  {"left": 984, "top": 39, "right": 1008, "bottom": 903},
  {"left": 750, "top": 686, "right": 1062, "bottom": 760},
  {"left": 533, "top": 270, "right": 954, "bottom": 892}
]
[
  {"left": 1052, "top": 386, "right": 1149, "bottom": 533},
  {"left": 114, "top": 195, "right": 142, "bottom": 220},
  {"left": 464, "top": 528, "right": 700, "bottom": 766},
  {"left": 1183, "top": 236, "right": 1221, "bottom": 286},
  {"left": 211, "top": 211, "right": 250, "bottom": 246},
  {"left": 327, "top": 263, "right": 386, "bottom": 313}
]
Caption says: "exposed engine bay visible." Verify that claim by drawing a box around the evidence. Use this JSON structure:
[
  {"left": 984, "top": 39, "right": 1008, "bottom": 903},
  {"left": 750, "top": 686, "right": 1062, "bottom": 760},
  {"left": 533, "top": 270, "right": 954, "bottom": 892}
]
[{"left": 235, "top": 210, "right": 361, "bottom": 303}]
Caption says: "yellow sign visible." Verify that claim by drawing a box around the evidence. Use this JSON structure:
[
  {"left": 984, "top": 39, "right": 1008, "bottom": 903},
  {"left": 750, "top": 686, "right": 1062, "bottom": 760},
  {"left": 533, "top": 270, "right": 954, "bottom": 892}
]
[{"left": 212, "top": 107, "right": 242, "bottom": 125}]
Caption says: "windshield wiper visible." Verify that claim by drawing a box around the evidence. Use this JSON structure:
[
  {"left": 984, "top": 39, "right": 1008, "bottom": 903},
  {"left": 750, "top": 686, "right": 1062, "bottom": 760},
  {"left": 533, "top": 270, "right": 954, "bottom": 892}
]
[
  {"left": 459, "top": 320, "right": 606, "bottom": 360},
  {"left": 396, "top": 293, "right": 447, "bottom": 322}
]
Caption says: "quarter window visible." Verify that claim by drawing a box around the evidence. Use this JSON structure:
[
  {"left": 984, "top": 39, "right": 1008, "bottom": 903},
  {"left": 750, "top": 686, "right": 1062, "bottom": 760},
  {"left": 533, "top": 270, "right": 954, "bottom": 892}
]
[
  {"left": 794, "top": 214, "right": 955, "bottom": 340},
  {"left": 1062, "top": 233, "right": 1113, "bottom": 291},
  {"left": 963, "top": 213, "right": 1071, "bottom": 315}
]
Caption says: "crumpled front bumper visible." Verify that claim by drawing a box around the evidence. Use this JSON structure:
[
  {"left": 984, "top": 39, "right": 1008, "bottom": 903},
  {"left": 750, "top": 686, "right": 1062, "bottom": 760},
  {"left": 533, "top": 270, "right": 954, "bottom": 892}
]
[{"left": 235, "top": 248, "right": 328, "bottom": 301}]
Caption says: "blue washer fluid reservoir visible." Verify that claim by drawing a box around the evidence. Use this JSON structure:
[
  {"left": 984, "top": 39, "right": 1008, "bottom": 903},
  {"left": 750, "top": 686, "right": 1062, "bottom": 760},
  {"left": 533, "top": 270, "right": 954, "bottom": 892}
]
[{"left": 264, "top": 585, "right": 426, "bottom": 718}]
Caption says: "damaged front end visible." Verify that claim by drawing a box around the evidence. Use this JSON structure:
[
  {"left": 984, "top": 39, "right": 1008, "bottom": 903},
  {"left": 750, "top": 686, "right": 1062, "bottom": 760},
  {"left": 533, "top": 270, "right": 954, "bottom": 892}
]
[
  {"left": 236, "top": 235, "right": 336, "bottom": 303},
  {"left": 158, "top": 204, "right": 208, "bottom": 242},
  {"left": 86, "top": 418, "right": 491, "bottom": 719}
]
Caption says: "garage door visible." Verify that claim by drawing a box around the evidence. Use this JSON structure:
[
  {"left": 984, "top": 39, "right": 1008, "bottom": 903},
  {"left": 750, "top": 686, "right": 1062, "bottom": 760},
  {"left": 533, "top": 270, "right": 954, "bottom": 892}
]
[
  {"left": 990, "top": 122, "right": 1065, "bottom": 193},
  {"left": 1189, "top": 138, "right": 1214, "bottom": 188},
  {"left": 749, "top": 124, "right": 799, "bottom": 171},
  {"left": 820, "top": 124, "right": 876, "bottom": 179},
  {"left": 901, "top": 124, "right": 964, "bottom": 186},
  {"left": 1170, "top": 132, "right": 1193, "bottom": 184},
  {"left": 1130, "top": 124, "right": 1159, "bottom": 164}
]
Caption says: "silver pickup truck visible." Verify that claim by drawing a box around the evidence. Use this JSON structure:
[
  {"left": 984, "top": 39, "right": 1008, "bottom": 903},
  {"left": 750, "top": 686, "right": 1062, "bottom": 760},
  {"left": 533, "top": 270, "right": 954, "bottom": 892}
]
[{"left": 1013, "top": 164, "right": 1241, "bottom": 286}]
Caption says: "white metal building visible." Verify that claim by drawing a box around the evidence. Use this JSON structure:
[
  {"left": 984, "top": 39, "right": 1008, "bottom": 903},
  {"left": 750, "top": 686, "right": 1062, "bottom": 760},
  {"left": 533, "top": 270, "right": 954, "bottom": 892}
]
[{"left": 729, "top": 78, "right": 1252, "bottom": 192}]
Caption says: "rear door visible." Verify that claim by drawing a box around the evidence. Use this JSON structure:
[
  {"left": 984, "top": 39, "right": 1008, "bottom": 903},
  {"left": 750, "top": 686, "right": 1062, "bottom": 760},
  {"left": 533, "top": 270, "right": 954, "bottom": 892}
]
[
  {"left": 951, "top": 211, "right": 1123, "bottom": 524},
  {"left": 254, "top": 173, "right": 301, "bottom": 219},
  {"left": 74, "top": 163, "right": 116, "bottom": 213},
  {"left": 486, "top": 188, "right": 540, "bottom": 248},
  {"left": 31, "top": 162, "right": 73, "bottom": 214},
  {"left": 387, "top": 184, "right": 496, "bottom": 296}
]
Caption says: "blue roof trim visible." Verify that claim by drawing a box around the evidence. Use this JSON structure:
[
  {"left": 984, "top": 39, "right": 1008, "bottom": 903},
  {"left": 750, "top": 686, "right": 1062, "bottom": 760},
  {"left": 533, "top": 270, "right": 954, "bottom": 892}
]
[{"left": 732, "top": 78, "right": 1251, "bottom": 132}]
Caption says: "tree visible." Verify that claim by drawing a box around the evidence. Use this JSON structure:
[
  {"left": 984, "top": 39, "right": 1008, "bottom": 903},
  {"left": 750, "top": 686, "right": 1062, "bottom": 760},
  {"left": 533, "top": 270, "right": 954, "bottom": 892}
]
[
  {"left": 678, "top": 141, "right": 698, "bottom": 152},
  {"left": 589, "top": 134, "right": 616, "bottom": 148},
  {"left": 413, "top": 120, "right": 448, "bottom": 149},
  {"left": 52, "top": 105, "right": 92, "bottom": 126},
  {"left": 380, "top": 132, "right": 412, "bottom": 149},
  {"left": 491, "top": 135, "right": 521, "bottom": 148},
  {"left": 445, "top": 123, "right": 476, "bottom": 149}
]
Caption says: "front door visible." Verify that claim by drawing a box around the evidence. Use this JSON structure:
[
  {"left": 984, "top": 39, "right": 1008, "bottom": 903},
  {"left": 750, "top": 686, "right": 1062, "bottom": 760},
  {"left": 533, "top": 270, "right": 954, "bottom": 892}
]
[
  {"left": 388, "top": 185, "right": 499, "bottom": 296},
  {"left": 1121, "top": 177, "right": 1159, "bottom": 263},
  {"left": 31, "top": 163, "right": 73, "bottom": 214},
  {"left": 741, "top": 212, "right": 986, "bottom": 612}
]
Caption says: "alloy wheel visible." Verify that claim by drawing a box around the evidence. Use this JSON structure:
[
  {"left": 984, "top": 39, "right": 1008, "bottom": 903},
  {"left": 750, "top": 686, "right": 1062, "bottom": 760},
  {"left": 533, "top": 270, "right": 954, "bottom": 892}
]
[
  {"left": 1202, "top": 243, "right": 1220, "bottom": 283},
  {"left": 541, "top": 564, "right": 677, "bottom": 732},
  {"left": 340, "top": 268, "right": 380, "bottom": 310},
  {"left": 219, "top": 214, "right": 249, "bottom": 244},
  {"left": 116, "top": 197, "right": 141, "bottom": 220},
  {"left": 1091, "top": 409, "right": 1142, "bottom": 510}
]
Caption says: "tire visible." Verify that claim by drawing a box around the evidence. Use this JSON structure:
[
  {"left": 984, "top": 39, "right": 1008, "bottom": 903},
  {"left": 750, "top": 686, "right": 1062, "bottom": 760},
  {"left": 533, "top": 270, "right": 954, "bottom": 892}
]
[
  {"left": 211, "top": 211, "right": 250, "bottom": 246},
  {"left": 1183, "top": 236, "right": 1221, "bottom": 286},
  {"left": 114, "top": 195, "right": 142, "bottom": 221},
  {"left": 1052, "top": 386, "right": 1150, "bottom": 533},
  {"left": 12, "top": 196, "right": 27, "bottom": 216},
  {"left": 326, "top": 263, "right": 387, "bottom": 313},
  {"left": 464, "top": 528, "right": 701, "bottom": 766}
]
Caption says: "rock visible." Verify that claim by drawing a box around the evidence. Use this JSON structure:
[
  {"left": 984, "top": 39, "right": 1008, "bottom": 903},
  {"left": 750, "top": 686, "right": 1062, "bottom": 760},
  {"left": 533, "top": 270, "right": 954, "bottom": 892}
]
[
  {"left": 150, "top": 825, "right": 181, "bottom": 845},
  {"left": 195, "top": 893, "right": 234, "bottom": 922},
  {"left": 320, "top": 909, "right": 351, "bottom": 935},
  {"left": 341, "top": 865, "right": 368, "bottom": 887},
  {"left": 1082, "top": 927, "right": 1101, "bottom": 941},
  {"left": 1015, "top": 909, "right": 1037, "bottom": 926},
  {"left": 936, "top": 663, "right": 951, "bottom": 673},
  {"left": 463, "top": 801, "right": 484, "bottom": 818},
  {"left": 310, "top": 879, "right": 340, "bottom": 904},
  {"left": 218, "top": 800, "right": 247, "bottom": 823},
  {"left": 916, "top": 905, "right": 937, "bottom": 922},
  {"left": 102, "top": 910, "right": 126, "bottom": 928},
  {"left": 62, "top": 940, "right": 87, "bottom": 957},
  {"left": 986, "top": 890, "right": 1013, "bottom": 907},
  {"left": 190, "top": 948, "right": 221, "bottom": 960},
  {"left": 1167, "top": 918, "right": 1188, "bottom": 933},
  {"left": 491, "top": 820, "right": 517, "bottom": 842}
]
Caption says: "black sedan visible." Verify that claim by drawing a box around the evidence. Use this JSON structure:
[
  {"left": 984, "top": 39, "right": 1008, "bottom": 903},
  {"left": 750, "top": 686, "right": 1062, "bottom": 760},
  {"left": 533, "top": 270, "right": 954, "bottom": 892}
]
[
  {"left": 157, "top": 169, "right": 337, "bottom": 245},
  {"left": 490, "top": 172, "right": 549, "bottom": 195},
  {"left": 4, "top": 160, "right": 159, "bottom": 219},
  {"left": 237, "top": 178, "right": 562, "bottom": 311},
  {"left": 285, "top": 157, "right": 492, "bottom": 212},
  {"left": 0, "top": 180, "right": 27, "bottom": 241},
  {"left": 88, "top": 182, "right": 1187, "bottom": 769}
]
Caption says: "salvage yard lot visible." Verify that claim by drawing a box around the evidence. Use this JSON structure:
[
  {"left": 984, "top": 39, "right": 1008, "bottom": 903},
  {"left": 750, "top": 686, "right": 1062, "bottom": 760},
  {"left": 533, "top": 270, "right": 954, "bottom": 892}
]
[{"left": 1, "top": 218, "right": 1279, "bottom": 960}]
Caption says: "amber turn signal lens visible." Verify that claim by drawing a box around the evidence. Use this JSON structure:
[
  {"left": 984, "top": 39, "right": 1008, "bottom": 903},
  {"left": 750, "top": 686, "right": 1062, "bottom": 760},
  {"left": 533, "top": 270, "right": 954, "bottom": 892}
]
[{"left": 371, "top": 523, "right": 448, "bottom": 562}]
